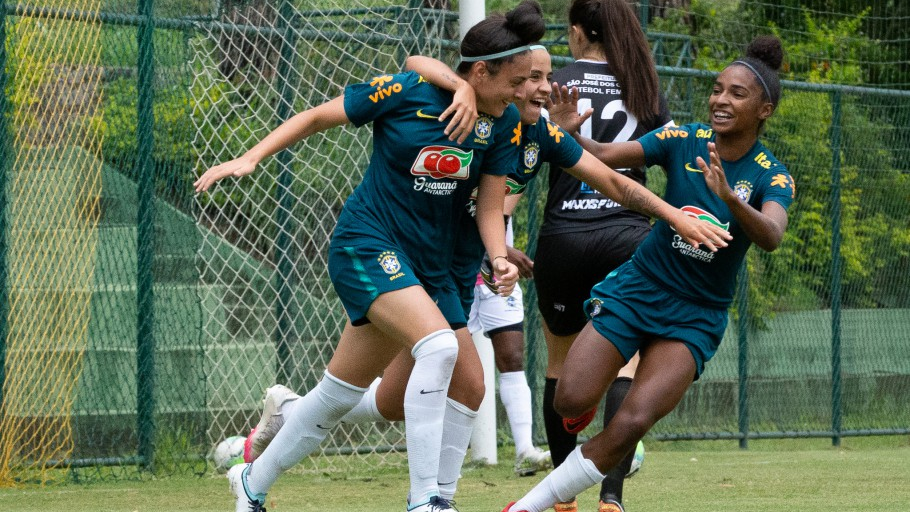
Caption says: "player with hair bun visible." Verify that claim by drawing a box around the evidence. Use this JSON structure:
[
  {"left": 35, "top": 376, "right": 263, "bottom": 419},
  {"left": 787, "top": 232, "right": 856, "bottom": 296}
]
[
  {"left": 533, "top": 1, "right": 674, "bottom": 509},
  {"left": 195, "top": 2, "right": 547, "bottom": 511},
  {"left": 504, "top": 34, "right": 795, "bottom": 512}
]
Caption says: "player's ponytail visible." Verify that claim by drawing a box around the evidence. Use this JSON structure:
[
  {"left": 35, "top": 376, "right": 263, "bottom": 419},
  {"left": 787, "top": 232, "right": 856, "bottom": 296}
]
[
  {"left": 457, "top": 0, "right": 546, "bottom": 74},
  {"left": 568, "top": 0, "right": 661, "bottom": 123}
]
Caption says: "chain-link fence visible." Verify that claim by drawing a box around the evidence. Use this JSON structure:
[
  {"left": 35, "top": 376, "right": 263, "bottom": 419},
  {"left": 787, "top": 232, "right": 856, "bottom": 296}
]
[{"left": 0, "top": 0, "right": 907, "bottom": 484}]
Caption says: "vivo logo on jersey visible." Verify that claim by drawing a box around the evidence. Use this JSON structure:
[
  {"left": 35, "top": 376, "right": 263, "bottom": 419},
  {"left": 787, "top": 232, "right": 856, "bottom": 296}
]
[
  {"left": 411, "top": 146, "right": 473, "bottom": 180},
  {"left": 368, "top": 75, "right": 403, "bottom": 103},
  {"left": 654, "top": 128, "right": 689, "bottom": 140}
]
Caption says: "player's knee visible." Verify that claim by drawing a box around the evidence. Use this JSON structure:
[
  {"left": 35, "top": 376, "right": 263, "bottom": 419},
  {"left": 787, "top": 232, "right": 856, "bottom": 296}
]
[
  {"left": 494, "top": 349, "right": 525, "bottom": 373},
  {"left": 610, "top": 408, "right": 654, "bottom": 442},
  {"left": 412, "top": 329, "right": 459, "bottom": 367},
  {"left": 448, "top": 373, "right": 484, "bottom": 410},
  {"left": 553, "top": 386, "right": 595, "bottom": 419}
]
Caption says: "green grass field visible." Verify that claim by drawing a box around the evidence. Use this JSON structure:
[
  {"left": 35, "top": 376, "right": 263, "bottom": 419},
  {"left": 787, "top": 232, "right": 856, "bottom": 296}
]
[{"left": 1, "top": 438, "right": 909, "bottom": 512}]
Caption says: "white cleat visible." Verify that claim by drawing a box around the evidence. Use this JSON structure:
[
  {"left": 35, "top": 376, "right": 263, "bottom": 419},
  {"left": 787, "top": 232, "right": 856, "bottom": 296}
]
[
  {"left": 243, "top": 384, "right": 301, "bottom": 463},
  {"left": 228, "top": 463, "right": 267, "bottom": 512},
  {"left": 514, "top": 446, "right": 552, "bottom": 477}
]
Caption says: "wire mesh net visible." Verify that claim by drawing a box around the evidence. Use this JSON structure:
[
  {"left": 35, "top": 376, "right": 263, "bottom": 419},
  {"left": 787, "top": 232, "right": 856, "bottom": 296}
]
[
  {"left": 189, "top": 1, "right": 449, "bottom": 472},
  {"left": 0, "top": 0, "right": 103, "bottom": 485}
]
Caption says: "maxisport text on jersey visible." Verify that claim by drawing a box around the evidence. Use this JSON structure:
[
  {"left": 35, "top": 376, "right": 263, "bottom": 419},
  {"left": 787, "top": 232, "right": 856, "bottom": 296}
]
[{"left": 561, "top": 197, "right": 621, "bottom": 210}]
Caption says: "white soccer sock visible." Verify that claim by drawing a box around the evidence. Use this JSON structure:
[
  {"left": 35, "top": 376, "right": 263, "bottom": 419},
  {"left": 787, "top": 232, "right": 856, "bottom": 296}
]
[
  {"left": 404, "top": 329, "right": 459, "bottom": 506},
  {"left": 499, "top": 371, "right": 534, "bottom": 456},
  {"left": 246, "top": 370, "right": 367, "bottom": 495},
  {"left": 437, "top": 398, "right": 478, "bottom": 500},
  {"left": 339, "top": 377, "right": 387, "bottom": 424},
  {"left": 510, "top": 446, "right": 605, "bottom": 512}
]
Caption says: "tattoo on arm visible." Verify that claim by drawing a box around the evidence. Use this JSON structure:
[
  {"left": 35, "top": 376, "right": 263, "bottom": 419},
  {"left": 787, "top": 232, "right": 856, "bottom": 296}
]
[
  {"left": 442, "top": 72, "right": 460, "bottom": 89},
  {"left": 619, "top": 183, "right": 662, "bottom": 219}
]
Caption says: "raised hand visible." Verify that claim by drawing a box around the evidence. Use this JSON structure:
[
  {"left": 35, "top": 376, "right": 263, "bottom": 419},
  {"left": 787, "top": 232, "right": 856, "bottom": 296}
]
[
  {"left": 697, "top": 142, "right": 736, "bottom": 202},
  {"left": 669, "top": 208, "right": 733, "bottom": 252},
  {"left": 546, "top": 83, "right": 592, "bottom": 134}
]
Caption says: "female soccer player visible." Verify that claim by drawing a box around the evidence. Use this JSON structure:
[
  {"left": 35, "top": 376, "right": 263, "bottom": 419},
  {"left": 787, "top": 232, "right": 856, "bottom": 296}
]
[
  {"left": 534, "top": 2, "right": 673, "bottom": 509},
  {"left": 504, "top": 35, "right": 794, "bottom": 512},
  {"left": 194, "top": 3, "right": 546, "bottom": 511}
]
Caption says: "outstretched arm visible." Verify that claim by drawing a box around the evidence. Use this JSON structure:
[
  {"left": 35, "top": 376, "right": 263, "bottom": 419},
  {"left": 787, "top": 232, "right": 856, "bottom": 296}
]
[
  {"left": 567, "top": 151, "right": 732, "bottom": 252},
  {"left": 405, "top": 55, "right": 478, "bottom": 144},
  {"left": 699, "top": 142, "right": 788, "bottom": 251},
  {"left": 194, "top": 95, "right": 349, "bottom": 192}
]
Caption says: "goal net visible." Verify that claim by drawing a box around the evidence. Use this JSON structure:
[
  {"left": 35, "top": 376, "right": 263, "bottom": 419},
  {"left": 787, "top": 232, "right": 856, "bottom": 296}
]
[{"left": 0, "top": 0, "right": 103, "bottom": 485}]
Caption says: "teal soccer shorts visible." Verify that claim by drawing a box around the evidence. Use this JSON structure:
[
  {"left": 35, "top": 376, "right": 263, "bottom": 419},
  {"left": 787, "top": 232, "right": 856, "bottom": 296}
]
[
  {"left": 328, "top": 241, "right": 466, "bottom": 327},
  {"left": 584, "top": 260, "right": 728, "bottom": 379}
]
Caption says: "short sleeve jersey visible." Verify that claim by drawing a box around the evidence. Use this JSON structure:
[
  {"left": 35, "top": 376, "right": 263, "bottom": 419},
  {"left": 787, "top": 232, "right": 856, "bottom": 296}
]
[
  {"left": 634, "top": 123, "right": 796, "bottom": 308},
  {"left": 452, "top": 119, "right": 584, "bottom": 288},
  {"left": 541, "top": 61, "right": 672, "bottom": 236},
  {"left": 336, "top": 71, "right": 522, "bottom": 287}
]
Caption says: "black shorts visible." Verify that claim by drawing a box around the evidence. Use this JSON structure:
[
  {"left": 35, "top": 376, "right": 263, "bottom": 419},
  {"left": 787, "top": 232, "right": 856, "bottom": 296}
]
[{"left": 534, "top": 224, "right": 650, "bottom": 336}]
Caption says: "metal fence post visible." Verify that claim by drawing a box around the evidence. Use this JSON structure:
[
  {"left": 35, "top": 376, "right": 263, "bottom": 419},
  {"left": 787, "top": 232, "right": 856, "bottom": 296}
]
[
  {"left": 736, "top": 262, "right": 749, "bottom": 449},
  {"left": 0, "top": 4, "right": 9, "bottom": 433},
  {"left": 829, "top": 90, "right": 844, "bottom": 447},
  {"left": 136, "top": 0, "right": 157, "bottom": 470},
  {"left": 274, "top": 0, "right": 300, "bottom": 385}
]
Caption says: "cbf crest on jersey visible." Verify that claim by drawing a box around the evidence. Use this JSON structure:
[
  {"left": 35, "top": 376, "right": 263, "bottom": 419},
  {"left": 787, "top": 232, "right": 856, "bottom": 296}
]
[
  {"left": 473, "top": 115, "right": 494, "bottom": 144},
  {"left": 523, "top": 141, "right": 540, "bottom": 172},
  {"left": 734, "top": 180, "right": 753, "bottom": 201},
  {"left": 377, "top": 251, "right": 401, "bottom": 275}
]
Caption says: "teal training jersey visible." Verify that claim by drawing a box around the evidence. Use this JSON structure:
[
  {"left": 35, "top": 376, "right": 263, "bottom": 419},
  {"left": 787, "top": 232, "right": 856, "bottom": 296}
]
[
  {"left": 635, "top": 123, "right": 795, "bottom": 308},
  {"left": 335, "top": 71, "right": 522, "bottom": 287},
  {"left": 509, "top": 118, "right": 584, "bottom": 195},
  {"left": 453, "top": 118, "right": 584, "bottom": 289}
]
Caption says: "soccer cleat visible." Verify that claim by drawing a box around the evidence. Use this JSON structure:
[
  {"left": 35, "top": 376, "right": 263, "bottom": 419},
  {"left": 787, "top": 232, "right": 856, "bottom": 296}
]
[
  {"left": 626, "top": 440, "right": 645, "bottom": 478},
  {"left": 407, "top": 495, "right": 458, "bottom": 512},
  {"left": 514, "top": 446, "right": 552, "bottom": 477},
  {"left": 562, "top": 408, "right": 596, "bottom": 434},
  {"left": 553, "top": 500, "right": 577, "bottom": 512},
  {"left": 243, "top": 384, "right": 301, "bottom": 463},
  {"left": 501, "top": 502, "right": 527, "bottom": 512},
  {"left": 228, "top": 463, "right": 267, "bottom": 512},
  {"left": 598, "top": 497, "right": 624, "bottom": 512}
]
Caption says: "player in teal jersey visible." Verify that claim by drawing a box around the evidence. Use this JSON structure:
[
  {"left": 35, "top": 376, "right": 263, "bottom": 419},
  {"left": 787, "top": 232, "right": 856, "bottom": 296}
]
[
  {"left": 194, "top": 3, "right": 548, "bottom": 511},
  {"left": 504, "top": 35, "right": 795, "bottom": 512}
]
